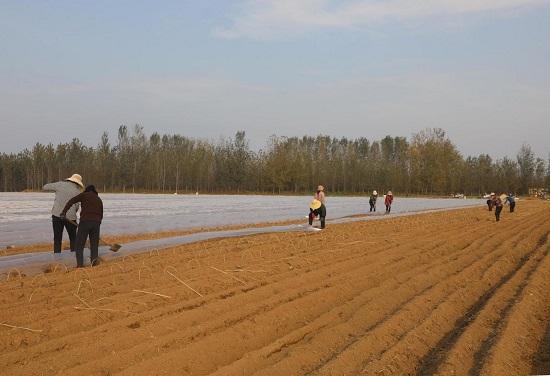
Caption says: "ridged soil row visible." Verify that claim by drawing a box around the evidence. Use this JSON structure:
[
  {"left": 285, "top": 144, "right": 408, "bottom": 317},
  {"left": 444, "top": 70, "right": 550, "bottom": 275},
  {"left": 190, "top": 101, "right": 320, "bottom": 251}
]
[
  {"left": 0, "top": 207, "right": 478, "bottom": 362},
  {"left": 0, "top": 206, "right": 487, "bottom": 314},
  {"left": 294, "top": 212, "right": 548, "bottom": 375},
  {"left": 113, "top": 211, "right": 545, "bottom": 375},
  {"left": 0, "top": 233, "right": 296, "bottom": 311},
  {"left": 0, "top": 217, "right": 470, "bottom": 374},
  {"left": 98, "top": 220, "right": 476, "bottom": 376},
  {"left": 209, "top": 209, "right": 539, "bottom": 375},
  {"left": 433, "top": 232, "right": 549, "bottom": 375},
  {"left": 0, "top": 203, "right": 545, "bottom": 375},
  {"left": 353, "top": 215, "right": 550, "bottom": 375},
  {"left": 481, "top": 237, "right": 550, "bottom": 375},
  {"left": 71, "top": 213, "right": 498, "bottom": 374},
  {"left": 0, "top": 234, "right": 328, "bottom": 340},
  {"left": 0, "top": 222, "right": 428, "bottom": 349}
]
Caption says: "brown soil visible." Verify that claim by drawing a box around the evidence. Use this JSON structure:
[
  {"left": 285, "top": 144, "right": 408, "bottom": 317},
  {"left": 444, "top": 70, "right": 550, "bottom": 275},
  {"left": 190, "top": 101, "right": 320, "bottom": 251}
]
[{"left": 1, "top": 201, "right": 549, "bottom": 375}]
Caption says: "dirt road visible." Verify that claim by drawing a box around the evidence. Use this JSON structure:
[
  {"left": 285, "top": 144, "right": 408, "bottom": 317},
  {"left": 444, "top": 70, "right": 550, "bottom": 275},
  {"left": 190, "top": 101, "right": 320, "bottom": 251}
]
[{"left": 1, "top": 201, "right": 549, "bottom": 375}]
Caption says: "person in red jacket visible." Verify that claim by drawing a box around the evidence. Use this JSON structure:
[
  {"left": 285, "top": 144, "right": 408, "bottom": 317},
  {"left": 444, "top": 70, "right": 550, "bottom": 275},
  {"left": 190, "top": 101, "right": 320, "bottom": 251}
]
[
  {"left": 61, "top": 185, "right": 103, "bottom": 267},
  {"left": 384, "top": 190, "right": 394, "bottom": 214}
]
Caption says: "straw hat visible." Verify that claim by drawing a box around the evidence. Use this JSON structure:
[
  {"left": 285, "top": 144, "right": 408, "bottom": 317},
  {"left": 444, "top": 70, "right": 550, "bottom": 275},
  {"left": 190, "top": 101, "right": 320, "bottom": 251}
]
[
  {"left": 66, "top": 174, "right": 84, "bottom": 188},
  {"left": 317, "top": 185, "right": 324, "bottom": 191},
  {"left": 310, "top": 199, "right": 322, "bottom": 210},
  {"left": 373, "top": 190, "right": 378, "bottom": 195}
]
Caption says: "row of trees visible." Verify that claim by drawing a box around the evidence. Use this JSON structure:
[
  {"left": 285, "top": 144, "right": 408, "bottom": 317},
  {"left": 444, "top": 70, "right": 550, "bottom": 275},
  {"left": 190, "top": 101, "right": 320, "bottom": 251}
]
[{"left": 1, "top": 126, "right": 548, "bottom": 195}]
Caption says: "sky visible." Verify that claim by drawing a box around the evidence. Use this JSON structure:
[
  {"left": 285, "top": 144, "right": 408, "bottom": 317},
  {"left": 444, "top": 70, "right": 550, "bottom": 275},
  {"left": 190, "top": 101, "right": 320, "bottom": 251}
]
[{"left": 1, "top": 0, "right": 549, "bottom": 159}]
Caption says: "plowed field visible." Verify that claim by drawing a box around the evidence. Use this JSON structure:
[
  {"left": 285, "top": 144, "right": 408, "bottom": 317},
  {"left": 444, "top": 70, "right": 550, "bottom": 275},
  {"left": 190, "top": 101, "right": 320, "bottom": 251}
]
[{"left": 1, "top": 201, "right": 549, "bottom": 375}]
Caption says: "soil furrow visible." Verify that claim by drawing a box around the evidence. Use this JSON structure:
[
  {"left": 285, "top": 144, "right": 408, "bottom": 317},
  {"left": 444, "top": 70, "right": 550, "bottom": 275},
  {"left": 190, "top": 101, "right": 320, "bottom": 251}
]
[
  {"left": 315, "top": 212, "right": 549, "bottom": 375},
  {"left": 481, "top": 238, "right": 550, "bottom": 375},
  {"left": 83, "top": 213, "right": 504, "bottom": 374},
  {"left": 0, "top": 202, "right": 547, "bottom": 375},
  {"left": 213, "top": 213, "right": 525, "bottom": 375},
  {"left": 468, "top": 234, "right": 549, "bottom": 375},
  {"left": 356, "top": 216, "right": 550, "bottom": 376},
  {"left": 0, "top": 210, "right": 478, "bottom": 362},
  {"left": 417, "top": 230, "right": 549, "bottom": 375},
  {"left": 211, "top": 210, "right": 548, "bottom": 374},
  {"left": 0, "top": 232, "right": 442, "bottom": 373}
]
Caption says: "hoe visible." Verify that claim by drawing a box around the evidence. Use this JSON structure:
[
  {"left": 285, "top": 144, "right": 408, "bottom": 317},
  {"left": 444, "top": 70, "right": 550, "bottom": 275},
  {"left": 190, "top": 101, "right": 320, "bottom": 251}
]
[{"left": 66, "top": 219, "right": 122, "bottom": 252}]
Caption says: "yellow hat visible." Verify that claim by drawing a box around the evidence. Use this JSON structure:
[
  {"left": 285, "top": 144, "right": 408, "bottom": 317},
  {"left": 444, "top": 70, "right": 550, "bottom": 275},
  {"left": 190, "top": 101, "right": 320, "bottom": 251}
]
[
  {"left": 66, "top": 174, "right": 84, "bottom": 188},
  {"left": 310, "top": 199, "right": 322, "bottom": 210}
]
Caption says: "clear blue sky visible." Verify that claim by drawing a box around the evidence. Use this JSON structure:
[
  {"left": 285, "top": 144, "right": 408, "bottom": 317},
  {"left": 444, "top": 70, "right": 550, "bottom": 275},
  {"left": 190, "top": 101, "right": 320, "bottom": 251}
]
[{"left": 1, "top": 0, "right": 549, "bottom": 159}]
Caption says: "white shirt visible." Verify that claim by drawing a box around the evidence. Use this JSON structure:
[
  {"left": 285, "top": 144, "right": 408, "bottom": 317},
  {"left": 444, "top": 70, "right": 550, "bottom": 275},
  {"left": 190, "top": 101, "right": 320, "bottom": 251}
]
[{"left": 42, "top": 181, "right": 81, "bottom": 220}]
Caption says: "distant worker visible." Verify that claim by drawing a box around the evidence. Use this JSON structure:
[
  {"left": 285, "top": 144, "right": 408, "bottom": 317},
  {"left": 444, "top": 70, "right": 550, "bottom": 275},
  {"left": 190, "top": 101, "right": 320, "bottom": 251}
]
[
  {"left": 384, "top": 190, "right": 394, "bottom": 214},
  {"left": 42, "top": 174, "right": 84, "bottom": 253},
  {"left": 309, "top": 199, "right": 322, "bottom": 228},
  {"left": 61, "top": 185, "right": 104, "bottom": 267},
  {"left": 309, "top": 185, "right": 326, "bottom": 229},
  {"left": 494, "top": 194, "right": 503, "bottom": 222},
  {"left": 506, "top": 193, "right": 516, "bottom": 213},
  {"left": 487, "top": 193, "right": 495, "bottom": 211},
  {"left": 369, "top": 190, "right": 378, "bottom": 212}
]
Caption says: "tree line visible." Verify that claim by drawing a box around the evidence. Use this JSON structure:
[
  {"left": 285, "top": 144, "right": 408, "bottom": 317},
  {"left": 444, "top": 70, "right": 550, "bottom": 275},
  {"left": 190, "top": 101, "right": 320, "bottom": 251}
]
[{"left": 1, "top": 126, "right": 548, "bottom": 195}]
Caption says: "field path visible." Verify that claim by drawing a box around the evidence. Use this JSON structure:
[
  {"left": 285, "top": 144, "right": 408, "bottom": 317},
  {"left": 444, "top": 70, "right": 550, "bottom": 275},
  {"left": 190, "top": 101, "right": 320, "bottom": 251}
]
[{"left": 1, "top": 201, "right": 548, "bottom": 375}]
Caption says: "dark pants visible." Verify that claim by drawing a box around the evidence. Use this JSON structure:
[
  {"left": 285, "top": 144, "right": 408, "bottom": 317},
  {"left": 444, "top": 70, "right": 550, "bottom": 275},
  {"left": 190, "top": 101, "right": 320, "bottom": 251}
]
[
  {"left": 75, "top": 220, "right": 101, "bottom": 267},
  {"left": 385, "top": 204, "right": 391, "bottom": 213},
  {"left": 52, "top": 215, "right": 77, "bottom": 253},
  {"left": 510, "top": 202, "right": 515, "bottom": 213},
  {"left": 495, "top": 206, "right": 503, "bottom": 221},
  {"left": 309, "top": 204, "right": 326, "bottom": 229},
  {"left": 487, "top": 200, "right": 493, "bottom": 211},
  {"left": 369, "top": 200, "right": 376, "bottom": 212}
]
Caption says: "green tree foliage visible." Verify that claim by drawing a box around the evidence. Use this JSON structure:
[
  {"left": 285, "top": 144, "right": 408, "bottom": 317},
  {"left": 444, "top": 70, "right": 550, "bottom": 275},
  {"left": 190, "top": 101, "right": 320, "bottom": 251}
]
[
  {"left": 408, "top": 128, "right": 462, "bottom": 194},
  {"left": 0, "top": 127, "right": 545, "bottom": 195},
  {"left": 534, "top": 157, "right": 546, "bottom": 188},
  {"left": 516, "top": 143, "right": 536, "bottom": 193}
]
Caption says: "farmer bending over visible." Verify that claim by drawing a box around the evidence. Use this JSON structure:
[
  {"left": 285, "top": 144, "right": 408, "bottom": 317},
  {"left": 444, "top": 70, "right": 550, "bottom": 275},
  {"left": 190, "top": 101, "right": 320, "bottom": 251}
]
[
  {"left": 61, "top": 185, "right": 103, "bottom": 267},
  {"left": 309, "top": 185, "right": 326, "bottom": 229}
]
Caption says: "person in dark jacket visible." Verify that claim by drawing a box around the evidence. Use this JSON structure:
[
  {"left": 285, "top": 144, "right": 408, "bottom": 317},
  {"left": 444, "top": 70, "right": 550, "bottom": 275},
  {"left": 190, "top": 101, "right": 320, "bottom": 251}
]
[
  {"left": 506, "top": 193, "right": 516, "bottom": 213},
  {"left": 61, "top": 185, "right": 103, "bottom": 267},
  {"left": 369, "top": 190, "right": 378, "bottom": 212},
  {"left": 494, "top": 194, "right": 503, "bottom": 222},
  {"left": 486, "top": 193, "right": 495, "bottom": 211}
]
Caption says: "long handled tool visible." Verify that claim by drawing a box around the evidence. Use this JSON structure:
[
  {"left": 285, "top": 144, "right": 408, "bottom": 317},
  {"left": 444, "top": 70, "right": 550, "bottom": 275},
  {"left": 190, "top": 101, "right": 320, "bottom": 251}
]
[{"left": 65, "top": 218, "right": 122, "bottom": 252}]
